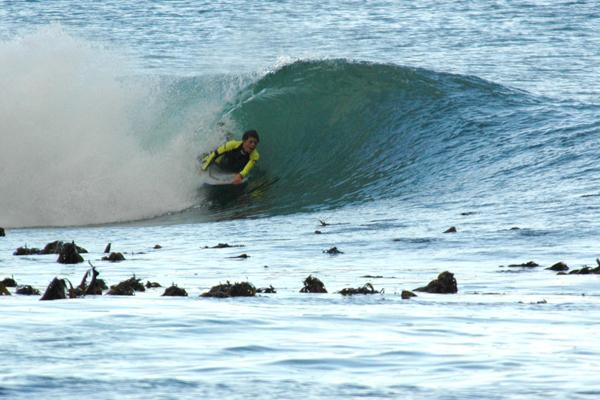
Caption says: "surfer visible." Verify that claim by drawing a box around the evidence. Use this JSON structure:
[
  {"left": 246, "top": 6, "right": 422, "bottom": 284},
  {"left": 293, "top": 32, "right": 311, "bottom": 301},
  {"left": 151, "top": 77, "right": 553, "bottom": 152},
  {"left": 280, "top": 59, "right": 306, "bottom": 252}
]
[{"left": 201, "top": 130, "right": 260, "bottom": 185}]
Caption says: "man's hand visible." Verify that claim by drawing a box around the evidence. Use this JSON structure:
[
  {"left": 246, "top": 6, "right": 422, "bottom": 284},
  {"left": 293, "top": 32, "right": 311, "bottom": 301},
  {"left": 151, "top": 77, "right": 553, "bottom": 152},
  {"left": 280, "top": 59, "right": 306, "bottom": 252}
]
[{"left": 232, "top": 174, "right": 243, "bottom": 185}]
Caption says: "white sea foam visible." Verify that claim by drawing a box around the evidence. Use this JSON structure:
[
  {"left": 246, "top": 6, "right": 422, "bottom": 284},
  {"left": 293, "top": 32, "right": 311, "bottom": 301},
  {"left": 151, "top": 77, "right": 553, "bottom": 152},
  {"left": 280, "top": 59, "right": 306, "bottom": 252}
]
[{"left": 0, "top": 26, "right": 232, "bottom": 227}]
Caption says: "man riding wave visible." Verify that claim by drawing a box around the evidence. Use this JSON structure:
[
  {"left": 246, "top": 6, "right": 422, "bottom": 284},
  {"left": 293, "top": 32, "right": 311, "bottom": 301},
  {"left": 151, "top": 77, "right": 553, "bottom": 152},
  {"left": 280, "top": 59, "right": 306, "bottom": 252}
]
[{"left": 201, "top": 130, "right": 260, "bottom": 185}]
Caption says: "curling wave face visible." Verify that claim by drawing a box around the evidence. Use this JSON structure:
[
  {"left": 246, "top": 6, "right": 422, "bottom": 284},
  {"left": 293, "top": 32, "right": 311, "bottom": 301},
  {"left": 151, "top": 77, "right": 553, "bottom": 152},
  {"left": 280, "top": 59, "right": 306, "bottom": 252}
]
[
  {"left": 2, "top": 31, "right": 599, "bottom": 227},
  {"left": 219, "top": 59, "right": 600, "bottom": 218}
]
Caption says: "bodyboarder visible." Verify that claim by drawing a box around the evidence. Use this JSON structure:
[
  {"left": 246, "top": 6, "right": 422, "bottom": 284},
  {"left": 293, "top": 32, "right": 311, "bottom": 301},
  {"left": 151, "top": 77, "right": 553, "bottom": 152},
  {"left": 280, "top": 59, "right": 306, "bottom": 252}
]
[{"left": 201, "top": 130, "right": 260, "bottom": 185}]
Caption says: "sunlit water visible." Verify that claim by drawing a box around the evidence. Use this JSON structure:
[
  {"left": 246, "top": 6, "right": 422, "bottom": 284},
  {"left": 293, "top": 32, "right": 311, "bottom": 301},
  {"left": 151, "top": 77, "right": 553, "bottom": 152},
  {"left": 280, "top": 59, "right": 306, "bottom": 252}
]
[{"left": 2, "top": 1, "right": 600, "bottom": 398}]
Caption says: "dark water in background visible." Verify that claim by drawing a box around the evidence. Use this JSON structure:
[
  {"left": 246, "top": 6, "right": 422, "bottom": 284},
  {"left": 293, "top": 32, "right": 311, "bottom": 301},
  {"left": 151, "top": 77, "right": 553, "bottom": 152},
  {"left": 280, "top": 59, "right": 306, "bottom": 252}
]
[{"left": 1, "top": 1, "right": 600, "bottom": 399}]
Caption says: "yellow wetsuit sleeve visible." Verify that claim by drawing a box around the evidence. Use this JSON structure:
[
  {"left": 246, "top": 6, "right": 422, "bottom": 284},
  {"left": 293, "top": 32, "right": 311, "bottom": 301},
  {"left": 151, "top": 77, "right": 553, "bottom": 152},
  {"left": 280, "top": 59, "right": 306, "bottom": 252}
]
[
  {"left": 201, "top": 140, "right": 242, "bottom": 170},
  {"left": 239, "top": 149, "right": 259, "bottom": 178}
]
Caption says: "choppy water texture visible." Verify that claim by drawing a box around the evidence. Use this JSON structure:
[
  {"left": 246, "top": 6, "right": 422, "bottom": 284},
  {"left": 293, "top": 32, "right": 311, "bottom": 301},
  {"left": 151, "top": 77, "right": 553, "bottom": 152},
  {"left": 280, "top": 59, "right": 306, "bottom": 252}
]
[{"left": 2, "top": 1, "right": 600, "bottom": 399}]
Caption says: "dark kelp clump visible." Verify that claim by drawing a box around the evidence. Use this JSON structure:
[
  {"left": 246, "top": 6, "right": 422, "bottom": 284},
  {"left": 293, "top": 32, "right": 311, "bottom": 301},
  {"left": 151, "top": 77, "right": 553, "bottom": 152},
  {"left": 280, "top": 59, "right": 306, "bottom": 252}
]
[
  {"left": 14, "top": 246, "right": 41, "bottom": 256},
  {"left": 2, "top": 277, "right": 17, "bottom": 287},
  {"left": 569, "top": 264, "right": 600, "bottom": 275},
  {"left": 257, "top": 285, "right": 277, "bottom": 293},
  {"left": 300, "top": 275, "right": 327, "bottom": 293},
  {"left": 323, "top": 247, "right": 343, "bottom": 255},
  {"left": 107, "top": 276, "right": 145, "bottom": 296},
  {"left": 57, "top": 242, "right": 84, "bottom": 264},
  {"left": 96, "top": 279, "right": 108, "bottom": 290},
  {"left": 39, "top": 268, "right": 102, "bottom": 299},
  {"left": 414, "top": 271, "right": 458, "bottom": 294},
  {"left": 546, "top": 262, "right": 569, "bottom": 272},
  {"left": 42, "top": 240, "right": 87, "bottom": 255},
  {"left": 201, "top": 281, "right": 256, "bottom": 298},
  {"left": 204, "top": 243, "right": 244, "bottom": 249},
  {"left": 228, "top": 253, "right": 249, "bottom": 259},
  {"left": 569, "top": 259, "right": 600, "bottom": 275},
  {"left": 75, "top": 266, "right": 103, "bottom": 296},
  {"left": 0, "top": 283, "right": 10, "bottom": 296},
  {"left": 13, "top": 240, "right": 87, "bottom": 257},
  {"left": 16, "top": 285, "right": 40, "bottom": 295},
  {"left": 162, "top": 285, "right": 188, "bottom": 297},
  {"left": 102, "top": 252, "right": 125, "bottom": 262},
  {"left": 339, "top": 283, "right": 380, "bottom": 296},
  {"left": 40, "top": 277, "right": 75, "bottom": 301},
  {"left": 505, "top": 261, "right": 539, "bottom": 268}
]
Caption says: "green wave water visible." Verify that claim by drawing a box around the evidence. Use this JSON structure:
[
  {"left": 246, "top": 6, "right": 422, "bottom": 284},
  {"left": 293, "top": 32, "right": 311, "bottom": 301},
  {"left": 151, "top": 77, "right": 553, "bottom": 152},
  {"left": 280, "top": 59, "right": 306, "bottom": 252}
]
[{"left": 194, "top": 59, "right": 592, "bottom": 219}]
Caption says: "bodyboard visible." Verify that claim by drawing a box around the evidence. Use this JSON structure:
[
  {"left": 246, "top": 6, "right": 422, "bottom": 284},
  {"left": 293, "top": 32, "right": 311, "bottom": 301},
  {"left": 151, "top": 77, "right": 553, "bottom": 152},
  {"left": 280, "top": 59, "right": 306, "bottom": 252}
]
[{"left": 202, "top": 164, "right": 247, "bottom": 186}]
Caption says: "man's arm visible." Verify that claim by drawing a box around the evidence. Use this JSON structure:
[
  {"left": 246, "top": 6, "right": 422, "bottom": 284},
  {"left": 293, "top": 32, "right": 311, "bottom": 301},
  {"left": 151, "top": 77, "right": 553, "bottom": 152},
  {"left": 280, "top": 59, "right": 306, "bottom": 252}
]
[
  {"left": 232, "top": 150, "right": 259, "bottom": 184},
  {"left": 201, "top": 141, "right": 241, "bottom": 170},
  {"left": 201, "top": 152, "right": 217, "bottom": 171}
]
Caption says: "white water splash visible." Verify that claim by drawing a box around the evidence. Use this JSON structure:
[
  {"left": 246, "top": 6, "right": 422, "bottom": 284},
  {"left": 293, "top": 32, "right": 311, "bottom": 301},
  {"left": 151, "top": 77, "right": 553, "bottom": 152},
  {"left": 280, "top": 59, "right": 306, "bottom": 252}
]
[{"left": 0, "top": 26, "right": 232, "bottom": 227}]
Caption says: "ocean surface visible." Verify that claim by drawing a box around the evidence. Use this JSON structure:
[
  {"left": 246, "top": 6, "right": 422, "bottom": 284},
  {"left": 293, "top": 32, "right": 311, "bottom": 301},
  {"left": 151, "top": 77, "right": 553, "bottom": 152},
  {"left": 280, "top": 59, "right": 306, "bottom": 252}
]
[{"left": 2, "top": 1, "right": 600, "bottom": 398}]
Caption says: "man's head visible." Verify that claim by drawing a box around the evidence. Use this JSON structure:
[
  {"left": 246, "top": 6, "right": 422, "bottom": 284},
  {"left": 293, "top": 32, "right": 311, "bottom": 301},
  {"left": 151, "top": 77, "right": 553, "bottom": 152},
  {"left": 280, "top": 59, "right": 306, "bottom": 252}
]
[{"left": 242, "top": 130, "right": 259, "bottom": 153}]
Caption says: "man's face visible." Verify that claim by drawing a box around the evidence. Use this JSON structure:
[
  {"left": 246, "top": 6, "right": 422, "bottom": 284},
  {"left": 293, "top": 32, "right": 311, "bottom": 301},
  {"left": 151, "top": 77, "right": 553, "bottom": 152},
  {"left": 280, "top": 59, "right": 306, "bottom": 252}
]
[{"left": 242, "top": 137, "right": 258, "bottom": 153}]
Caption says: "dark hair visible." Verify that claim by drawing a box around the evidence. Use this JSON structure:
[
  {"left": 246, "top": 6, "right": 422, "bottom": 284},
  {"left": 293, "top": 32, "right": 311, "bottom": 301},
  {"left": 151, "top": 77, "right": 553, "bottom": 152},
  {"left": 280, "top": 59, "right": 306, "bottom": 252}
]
[{"left": 242, "top": 129, "right": 260, "bottom": 142}]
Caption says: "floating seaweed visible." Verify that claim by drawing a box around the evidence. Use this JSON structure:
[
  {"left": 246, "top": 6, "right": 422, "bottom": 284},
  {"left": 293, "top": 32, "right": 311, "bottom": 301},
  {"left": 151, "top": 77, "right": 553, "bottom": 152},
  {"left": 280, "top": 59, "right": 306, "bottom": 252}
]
[
  {"left": 204, "top": 243, "right": 244, "bottom": 249},
  {"left": 257, "top": 285, "right": 277, "bottom": 293},
  {"left": 40, "top": 277, "right": 76, "bottom": 301},
  {"left": 162, "top": 284, "right": 188, "bottom": 297},
  {"left": 339, "top": 283, "right": 380, "bottom": 296},
  {"left": 323, "top": 247, "right": 343, "bottom": 255},
  {"left": 414, "top": 271, "right": 458, "bottom": 294},
  {"left": 107, "top": 275, "right": 145, "bottom": 296},
  {"left": 16, "top": 285, "right": 40, "bottom": 295},
  {"left": 300, "top": 275, "right": 327, "bottom": 293},
  {"left": 201, "top": 281, "right": 256, "bottom": 298},
  {"left": 102, "top": 252, "right": 125, "bottom": 262}
]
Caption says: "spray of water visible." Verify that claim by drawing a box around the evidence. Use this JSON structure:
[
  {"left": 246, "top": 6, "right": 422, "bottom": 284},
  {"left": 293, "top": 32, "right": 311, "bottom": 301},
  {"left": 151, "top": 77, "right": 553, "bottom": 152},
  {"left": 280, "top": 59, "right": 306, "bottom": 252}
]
[{"left": 0, "top": 26, "right": 233, "bottom": 227}]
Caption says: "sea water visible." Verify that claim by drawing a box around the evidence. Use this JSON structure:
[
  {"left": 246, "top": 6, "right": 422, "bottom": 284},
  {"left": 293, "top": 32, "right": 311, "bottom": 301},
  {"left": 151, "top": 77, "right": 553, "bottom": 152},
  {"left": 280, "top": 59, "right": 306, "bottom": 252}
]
[{"left": 1, "top": 1, "right": 600, "bottom": 399}]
